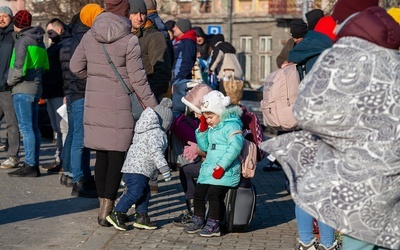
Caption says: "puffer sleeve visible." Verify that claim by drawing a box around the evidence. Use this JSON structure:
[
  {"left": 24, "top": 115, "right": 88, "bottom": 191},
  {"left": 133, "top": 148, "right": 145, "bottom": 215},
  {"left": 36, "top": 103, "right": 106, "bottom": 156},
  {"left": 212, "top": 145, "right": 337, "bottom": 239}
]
[
  {"left": 126, "top": 36, "right": 158, "bottom": 109},
  {"left": 216, "top": 122, "right": 243, "bottom": 169}
]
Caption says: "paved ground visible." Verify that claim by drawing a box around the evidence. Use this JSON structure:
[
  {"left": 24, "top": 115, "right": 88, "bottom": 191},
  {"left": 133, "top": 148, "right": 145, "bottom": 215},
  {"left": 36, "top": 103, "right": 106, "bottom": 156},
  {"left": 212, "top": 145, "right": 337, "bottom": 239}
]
[{"left": 0, "top": 129, "right": 298, "bottom": 250}]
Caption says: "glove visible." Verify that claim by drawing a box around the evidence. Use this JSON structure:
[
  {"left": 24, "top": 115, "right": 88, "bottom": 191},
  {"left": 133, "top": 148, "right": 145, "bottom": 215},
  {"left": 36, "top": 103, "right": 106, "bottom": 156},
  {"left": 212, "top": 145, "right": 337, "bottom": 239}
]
[
  {"left": 183, "top": 141, "right": 198, "bottom": 162},
  {"left": 212, "top": 166, "right": 225, "bottom": 179},
  {"left": 162, "top": 170, "right": 172, "bottom": 182},
  {"left": 199, "top": 115, "right": 208, "bottom": 132}
]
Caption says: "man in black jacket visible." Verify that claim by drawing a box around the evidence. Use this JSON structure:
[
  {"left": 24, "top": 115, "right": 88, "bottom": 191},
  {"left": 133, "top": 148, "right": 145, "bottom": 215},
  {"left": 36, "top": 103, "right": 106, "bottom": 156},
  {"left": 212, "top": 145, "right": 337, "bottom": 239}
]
[
  {"left": 41, "top": 18, "right": 72, "bottom": 173},
  {"left": 0, "top": 6, "right": 20, "bottom": 170}
]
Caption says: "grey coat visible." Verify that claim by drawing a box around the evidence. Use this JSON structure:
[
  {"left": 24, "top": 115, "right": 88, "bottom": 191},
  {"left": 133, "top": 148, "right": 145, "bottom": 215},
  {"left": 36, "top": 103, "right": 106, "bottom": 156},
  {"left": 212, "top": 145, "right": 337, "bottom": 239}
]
[
  {"left": 70, "top": 13, "right": 158, "bottom": 152},
  {"left": 121, "top": 107, "right": 168, "bottom": 178}
]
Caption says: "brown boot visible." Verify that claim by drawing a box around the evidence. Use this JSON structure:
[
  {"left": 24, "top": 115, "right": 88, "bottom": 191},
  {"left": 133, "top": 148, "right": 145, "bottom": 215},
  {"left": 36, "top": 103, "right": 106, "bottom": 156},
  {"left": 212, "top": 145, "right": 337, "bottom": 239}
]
[{"left": 98, "top": 198, "right": 114, "bottom": 227}]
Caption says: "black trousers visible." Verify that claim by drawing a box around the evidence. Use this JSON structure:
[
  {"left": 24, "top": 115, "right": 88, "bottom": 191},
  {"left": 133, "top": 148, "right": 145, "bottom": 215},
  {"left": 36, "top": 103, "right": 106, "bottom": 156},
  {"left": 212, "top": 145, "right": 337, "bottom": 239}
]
[
  {"left": 95, "top": 150, "right": 125, "bottom": 200},
  {"left": 193, "top": 183, "right": 229, "bottom": 220},
  {"left": 179, "top": 161, "right": 201, "bottom": 200}
]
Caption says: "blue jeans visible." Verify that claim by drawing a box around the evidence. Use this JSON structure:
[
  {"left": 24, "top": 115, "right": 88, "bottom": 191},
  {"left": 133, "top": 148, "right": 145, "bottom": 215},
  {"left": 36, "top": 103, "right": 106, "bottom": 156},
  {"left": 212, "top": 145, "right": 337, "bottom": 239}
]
[
  {"left": 296, "top": 205, "right": 335, "bottom": 247},
  {"left": 62, "top": 98, "right": 72, "bottom": 174},
  {"left": 70, "top": 98, "right": 91, "bottom": 183},
  {"left": 115, "top": 173, "right": 150, "bottom": 214},
  {"left": 13, "top": 94, "right": 41, "bottom": 166},
  {"left": 342, "top": 235, "right": 390, "bottom": 250},
  {"left": 46, "top": 97, "right": 64, "bottom": 161}
]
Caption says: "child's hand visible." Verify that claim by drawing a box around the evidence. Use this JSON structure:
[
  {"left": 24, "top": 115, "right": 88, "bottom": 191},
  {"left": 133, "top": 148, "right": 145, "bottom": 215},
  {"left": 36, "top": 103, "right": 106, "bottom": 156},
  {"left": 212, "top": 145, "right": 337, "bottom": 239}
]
[
  {"left": 162, "top": 170, "right": 172, "bottom": 182},
  {"left": 212, "top": 166, "right": 224, "bottom": 179},
  {"left": 183, "top": 141, "right": 198, "bottom": 162},
  {"left": 199, "top": 115, "right": 208, "bottom": 132}
]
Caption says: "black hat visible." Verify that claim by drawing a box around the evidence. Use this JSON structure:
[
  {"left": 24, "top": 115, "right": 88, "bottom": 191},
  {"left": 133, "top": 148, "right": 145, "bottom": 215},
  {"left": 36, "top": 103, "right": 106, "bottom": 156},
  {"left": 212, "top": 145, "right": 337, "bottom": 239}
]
[
  {"left": 193, "top": 26, "right": 206, "bottom": 37},
  {"left": 306, "top": 9, "right": 324, "bottom": 30},
  {"left": 165, "top": 20, "right": 175, "bottom": 31},
  {"left": 289, "top": 19, "right": 308, "bottom": 38},
  {"left": 209, "top": 34, "right": 224, "bottom": 48}
]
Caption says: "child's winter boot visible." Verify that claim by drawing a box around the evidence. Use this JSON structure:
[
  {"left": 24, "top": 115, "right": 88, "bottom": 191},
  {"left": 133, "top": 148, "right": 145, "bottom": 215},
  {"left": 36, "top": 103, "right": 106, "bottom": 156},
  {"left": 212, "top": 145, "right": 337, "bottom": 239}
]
[
  {"left": 106, "top": 210, "right": 128, "bottom": 231},
  {"left": 198, "top": 218, "right": 221, "bottom": 237},
  {"left": 183, "top": 215, "right": 205, "bottom": 234}
]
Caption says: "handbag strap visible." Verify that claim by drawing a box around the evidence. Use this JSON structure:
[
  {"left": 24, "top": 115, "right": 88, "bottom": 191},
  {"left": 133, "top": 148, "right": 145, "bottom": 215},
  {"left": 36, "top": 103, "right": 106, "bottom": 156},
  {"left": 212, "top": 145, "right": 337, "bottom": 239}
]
[{"left": 101, "top": 43, "right": 135, "bottom": 98}]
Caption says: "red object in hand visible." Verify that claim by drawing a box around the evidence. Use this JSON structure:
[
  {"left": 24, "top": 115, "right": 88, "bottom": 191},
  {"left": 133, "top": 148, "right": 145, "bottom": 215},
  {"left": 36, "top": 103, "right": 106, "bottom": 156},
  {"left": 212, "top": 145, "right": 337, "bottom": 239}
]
[
  {"left": 199, "top": 115, "right": 208, "bottom": 132},
  {"left": 212, "top": 167, "right": 225, "bottom": 179}
]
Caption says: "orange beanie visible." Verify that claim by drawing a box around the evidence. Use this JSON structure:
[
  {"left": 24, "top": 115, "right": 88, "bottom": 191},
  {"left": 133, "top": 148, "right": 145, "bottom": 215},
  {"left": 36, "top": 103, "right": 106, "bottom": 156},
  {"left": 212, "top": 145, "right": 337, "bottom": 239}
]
[
  {"left": 314, "top": 16, "right": 337, "bottom": 41},
  {"left": 80, "top": 3, "right": 104, "bottom": 28}
]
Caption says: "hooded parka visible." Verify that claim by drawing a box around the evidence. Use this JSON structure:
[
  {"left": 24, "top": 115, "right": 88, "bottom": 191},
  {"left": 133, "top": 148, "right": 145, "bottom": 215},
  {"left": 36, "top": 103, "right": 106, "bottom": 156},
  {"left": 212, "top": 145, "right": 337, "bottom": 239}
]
[
  {"left": 196, "top": 106, "right": 244, "bottom": 187},
  {"left": 70, "top": 12, "right": 158, "bottom": 152}
]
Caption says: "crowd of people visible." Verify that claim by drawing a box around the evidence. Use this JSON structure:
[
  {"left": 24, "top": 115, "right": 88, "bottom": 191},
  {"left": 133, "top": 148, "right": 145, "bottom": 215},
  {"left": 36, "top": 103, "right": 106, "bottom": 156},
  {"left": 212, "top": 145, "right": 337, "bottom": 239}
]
[{"left": 0, "top": 0, "right": 399, "bottom": 249}]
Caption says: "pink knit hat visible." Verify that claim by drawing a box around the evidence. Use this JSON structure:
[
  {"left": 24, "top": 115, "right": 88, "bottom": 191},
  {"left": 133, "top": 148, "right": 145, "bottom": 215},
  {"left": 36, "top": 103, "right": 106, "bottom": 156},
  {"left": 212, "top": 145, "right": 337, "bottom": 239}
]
[{"left": 181, "top": 84, "right": 212, "bottom": 114}]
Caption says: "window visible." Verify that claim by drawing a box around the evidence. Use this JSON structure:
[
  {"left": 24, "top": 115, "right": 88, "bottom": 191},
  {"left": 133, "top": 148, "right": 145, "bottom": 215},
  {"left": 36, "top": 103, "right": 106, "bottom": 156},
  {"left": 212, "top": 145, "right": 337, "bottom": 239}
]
[
  {"left": 259, "top": 36, "right": 272, "bottom": 80},
  {"left": 239, "top": 36, "right": 252, "bottom": 81}
]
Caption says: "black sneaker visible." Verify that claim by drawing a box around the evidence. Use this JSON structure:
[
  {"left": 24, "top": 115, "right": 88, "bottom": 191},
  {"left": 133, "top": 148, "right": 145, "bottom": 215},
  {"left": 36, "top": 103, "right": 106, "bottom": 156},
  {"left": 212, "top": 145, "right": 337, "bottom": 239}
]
[
  {"left": 41, "top": 161, "right": 60, "bottom": 170},
  {"left": 106, "top": 211, "right": 128, "bottom": 231},
  {"left": 8, "top": 164, "right": 41, "bottom": 177},
  {"left": 47, "top": 163, "right": 62, "bottom": 174},
  {"left": 71, "top": 179, "right": 97, "bottom": 198},
  {"left": 60, "top": 174, "right": 74, "bottom": 187},
  {"left": 173, "top": 211, "right": 193, "bottom": 227},
  {"left": 133, "top": 212, "right": 157, "bottom": 230}
]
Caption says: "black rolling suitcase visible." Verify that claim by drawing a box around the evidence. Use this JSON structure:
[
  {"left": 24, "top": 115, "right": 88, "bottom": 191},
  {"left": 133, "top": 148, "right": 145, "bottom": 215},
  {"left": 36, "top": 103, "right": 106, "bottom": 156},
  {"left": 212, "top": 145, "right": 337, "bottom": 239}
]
[{"left": 223, "top": 178, "right": 256, "bottom": 232}]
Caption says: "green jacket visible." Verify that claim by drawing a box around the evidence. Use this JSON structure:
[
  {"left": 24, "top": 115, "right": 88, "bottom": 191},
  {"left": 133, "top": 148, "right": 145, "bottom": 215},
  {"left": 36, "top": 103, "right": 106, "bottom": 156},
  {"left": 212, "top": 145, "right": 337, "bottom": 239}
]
[{"left": 8, "top": 26, "right": 49, "bottom": 97}]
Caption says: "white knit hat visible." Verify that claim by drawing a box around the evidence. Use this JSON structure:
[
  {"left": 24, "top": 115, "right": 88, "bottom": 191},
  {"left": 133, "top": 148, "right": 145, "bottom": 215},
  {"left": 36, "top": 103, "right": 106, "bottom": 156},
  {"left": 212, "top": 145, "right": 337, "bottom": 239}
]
[{"left": 200, "top": 90, "right": 231, "bottom": 115}]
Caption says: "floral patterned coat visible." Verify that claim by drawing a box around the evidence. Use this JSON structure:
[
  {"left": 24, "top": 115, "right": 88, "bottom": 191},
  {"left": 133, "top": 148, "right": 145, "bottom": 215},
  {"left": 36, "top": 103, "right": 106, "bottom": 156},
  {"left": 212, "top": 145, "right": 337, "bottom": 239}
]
[
  {"left": 121, "top": 107, "right": 168, "bottom": 178},
  {"left": 261, "top": 35, "right": 400, "bottom": 250}
]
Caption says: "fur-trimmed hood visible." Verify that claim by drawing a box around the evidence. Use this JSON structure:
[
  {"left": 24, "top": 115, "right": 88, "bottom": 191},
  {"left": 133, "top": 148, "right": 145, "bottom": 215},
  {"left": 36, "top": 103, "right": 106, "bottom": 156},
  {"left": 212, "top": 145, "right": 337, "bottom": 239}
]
[{"left": 220, "top": 105, "right": 243, "bottom": 122}]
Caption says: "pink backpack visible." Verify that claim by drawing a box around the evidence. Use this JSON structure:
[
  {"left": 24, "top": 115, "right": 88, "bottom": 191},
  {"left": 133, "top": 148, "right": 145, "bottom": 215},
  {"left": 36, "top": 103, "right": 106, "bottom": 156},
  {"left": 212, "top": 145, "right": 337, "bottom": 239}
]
[
  {"left": 230, "top": 130, "right": 258, "bottom": 179},
  {"left": 260, "top": 63, "right": 300, "bottom": 131}
]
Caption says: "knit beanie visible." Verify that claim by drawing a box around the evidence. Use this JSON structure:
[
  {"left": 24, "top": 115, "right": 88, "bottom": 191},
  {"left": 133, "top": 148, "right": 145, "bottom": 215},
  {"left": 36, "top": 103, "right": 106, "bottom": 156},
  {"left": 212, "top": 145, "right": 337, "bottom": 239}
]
[
  {"left": 182, "top": 84, "right": 213, "bottom": 114},
  {"left": 209, "top": 34, "right": 225, "bottom": 48},
  {"left": 306, "top": 9, "right": 324, "bottom": 30},
  {"left": 176, "top": 18, "right": 191, "bottom": 33},
  {"left": 0, "top": 6, "right": 13, "bottom": 18},
  {"left": 200, "top": 90, "right": 231, "bottom": 116},
  {"left": 289, "top": 19, "right": 308, "bottom": 38},
  {"left": 143, "top": 0, "right": 157, "bottom": 11},
  {"left": 314, "top": 16, "right": 337, "bottom": 41},
  {"left": 388, "top": 8, "right": 400, "bottom": 25},
  {"left": 165, "top": 20, "right": 175, "bottom": 31},
  {"left": 80, "top": 4, "right": 104, "bottom": 28},
  {"left": 105, "top": 0, "right": 130, "bottom": 17},
  {"left": 331, "top": 0, "right": 379, "bottom": 24},
  {"left": 13, "top": 10, "right": 32, "bottom": 29},
  {"left": 154, "top": 98, "right": 173, "bottom": 131},
  {"left": 128, "top": 0, "right": 147, "bottom": 14}
]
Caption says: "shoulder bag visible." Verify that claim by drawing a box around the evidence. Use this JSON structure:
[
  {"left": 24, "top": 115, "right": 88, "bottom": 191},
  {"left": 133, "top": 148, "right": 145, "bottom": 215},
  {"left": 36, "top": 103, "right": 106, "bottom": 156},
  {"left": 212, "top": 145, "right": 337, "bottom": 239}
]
[{"left": 101, "top": 43, "right": 145, "bottom": 121}]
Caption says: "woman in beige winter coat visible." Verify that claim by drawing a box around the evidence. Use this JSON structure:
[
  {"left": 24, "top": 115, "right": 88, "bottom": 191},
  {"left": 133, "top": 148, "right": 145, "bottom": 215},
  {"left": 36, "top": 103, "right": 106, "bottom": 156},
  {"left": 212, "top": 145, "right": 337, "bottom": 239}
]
[{"left": 70, "top": 2, "right": 158, "bottom": 227}]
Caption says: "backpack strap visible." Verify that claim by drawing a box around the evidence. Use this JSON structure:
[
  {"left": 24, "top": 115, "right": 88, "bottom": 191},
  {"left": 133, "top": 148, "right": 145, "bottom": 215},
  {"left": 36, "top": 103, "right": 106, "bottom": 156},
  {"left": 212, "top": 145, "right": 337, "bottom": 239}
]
[{"left": 228, "top": 130, "right": 243, "bottom": 138}]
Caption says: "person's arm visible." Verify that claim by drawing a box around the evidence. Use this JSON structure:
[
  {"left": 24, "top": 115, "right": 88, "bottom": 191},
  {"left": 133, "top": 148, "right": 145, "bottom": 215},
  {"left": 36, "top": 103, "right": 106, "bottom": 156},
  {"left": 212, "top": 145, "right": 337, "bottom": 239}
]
[
  {"left": 126, "top": 36, "right": 158, "bottom": 108},
  {"left": 215, "top": 123, "right": 244, "bottom": 169},
  {"left": 173, "top": 39, "right": 196, "bottom": 81},
  {"left": 147, "top": 32, "right": 172, "bottom": 93},
  {"left": 7, "top": 39, "right": 27, "bottom": 86},
  {"left": 209, "top": 46, "right": 224, "bottom": 73},
  {"left": 276, "top": 38, "right": 295, "bottom": 68},
  {"left": 69, "top": 34, "right": 88, "bottom": 79}
]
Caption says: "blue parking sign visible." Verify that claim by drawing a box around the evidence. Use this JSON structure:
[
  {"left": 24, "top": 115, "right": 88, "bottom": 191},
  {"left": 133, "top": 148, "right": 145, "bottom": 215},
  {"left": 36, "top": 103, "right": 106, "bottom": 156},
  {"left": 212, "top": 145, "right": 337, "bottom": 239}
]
[{"left": 207, "top": 25, "right": 222, "bottom": 35}]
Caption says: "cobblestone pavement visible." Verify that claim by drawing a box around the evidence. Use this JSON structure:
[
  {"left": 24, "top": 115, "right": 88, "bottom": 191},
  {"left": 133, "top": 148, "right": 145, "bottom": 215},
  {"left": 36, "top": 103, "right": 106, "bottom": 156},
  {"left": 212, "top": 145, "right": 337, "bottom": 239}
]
[{"left": 0, "top": 130, "right": 298, "bottom": 250}]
